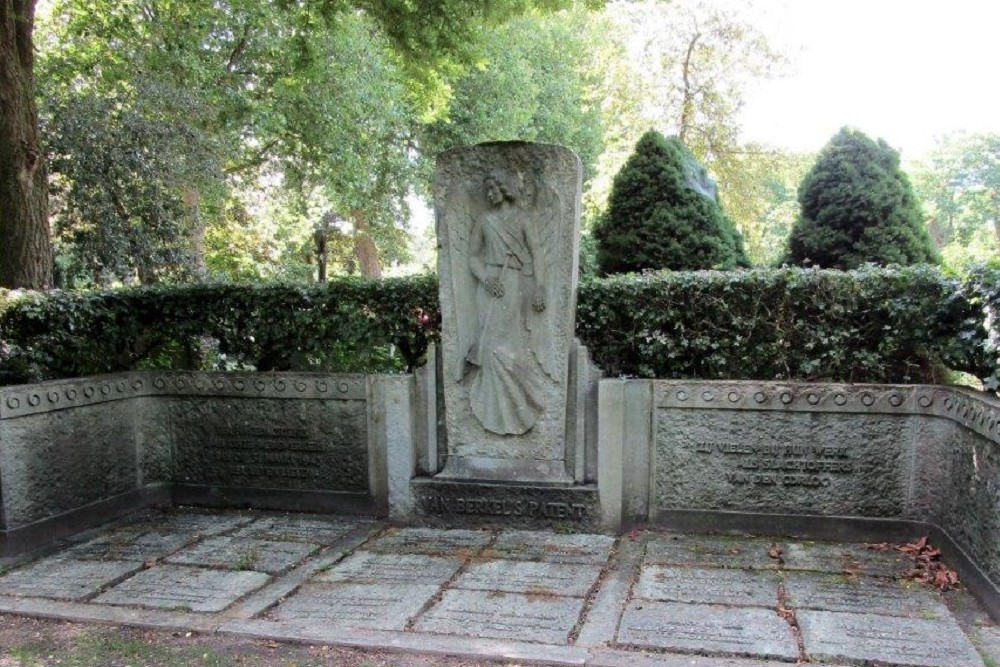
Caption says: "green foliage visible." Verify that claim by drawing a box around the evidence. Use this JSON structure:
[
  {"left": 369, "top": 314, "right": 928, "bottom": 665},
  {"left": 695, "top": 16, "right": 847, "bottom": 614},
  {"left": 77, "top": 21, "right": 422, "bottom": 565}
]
[
  {"left": 787, "top": 127, "right": 939, "bottom": 269},
  {"left": 576, "top": 266, "right": 990, "bottom": 383},
  {"left": 419, "top": 9, "right": 604, "bottom": 184},
  {"left": 594, "top": 130, "right": 749, "bottom": 274},
  {"left": 962, "top": 263, "right": 1000, "bottom": 390},
  {"left": 0, "top": 277, "right": 440, "bottom": 384}
]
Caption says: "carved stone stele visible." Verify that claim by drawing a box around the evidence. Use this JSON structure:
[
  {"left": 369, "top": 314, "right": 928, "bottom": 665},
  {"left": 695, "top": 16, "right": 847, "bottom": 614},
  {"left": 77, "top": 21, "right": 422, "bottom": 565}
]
[{"left": 434, "top": 141, "right": 582, "bottom": 483}]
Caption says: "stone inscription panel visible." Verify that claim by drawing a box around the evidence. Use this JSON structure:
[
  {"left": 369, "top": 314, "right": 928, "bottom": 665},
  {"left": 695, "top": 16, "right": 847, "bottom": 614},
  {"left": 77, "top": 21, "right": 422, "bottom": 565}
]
[
  {"left": 655, "top": 411, "right": 908, "bottom": 516},
  {"left": 0, "top": 557, "right": 141, "bottom": 601},
  {"left": 645, "top": 535, "right": 779, "bottom": 570},
  {"left": 94, "top": 565, "right": 269, "bottom": 612},
  {"left": 273, "top": 582, "right": 441, "bottom": 630},
  {"left": 456, "top": 560, "right": 602, "bottom": 597},
  {"left": 784, "top": 572, "right": 950, "bottom": 618},
  {"left": 316, "top": 552, "right": 463, "bottom": 586},
  {"left": 798, "top": 610, "right": 983, "bottom": 667},
  {"left": 635, "top": 566, "right": 778, "bottom": 607},
  {"left": 617, "top": 601, "right": 799, "bottom": 660},
  {"left": 171, "top": 398, "right": 368, "bottom": 492},
  {"left": 487, "top": 531, "right": 614, "bottom": 564},
  {"left": 415, "top": 589, "right": 586, "bottom": 644}
]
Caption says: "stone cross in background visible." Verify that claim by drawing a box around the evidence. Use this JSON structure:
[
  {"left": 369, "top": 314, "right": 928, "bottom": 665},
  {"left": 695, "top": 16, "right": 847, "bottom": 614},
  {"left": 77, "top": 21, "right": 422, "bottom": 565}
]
[{"left": 434, "top": 142, "right": 583, "bottom": 484}]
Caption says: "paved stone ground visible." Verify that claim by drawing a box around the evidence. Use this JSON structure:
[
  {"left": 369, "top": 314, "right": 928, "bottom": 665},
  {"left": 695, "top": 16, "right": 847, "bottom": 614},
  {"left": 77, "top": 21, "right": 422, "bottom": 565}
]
[{"left": 1, "top": 508, "right": 998, "bottom": 667}]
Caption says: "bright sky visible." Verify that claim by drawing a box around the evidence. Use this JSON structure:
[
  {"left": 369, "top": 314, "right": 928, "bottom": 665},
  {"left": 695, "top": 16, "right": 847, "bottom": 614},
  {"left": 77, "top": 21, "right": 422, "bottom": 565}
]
[{"left": 739, "top": 0, "right": 1000, "bottom": 159}]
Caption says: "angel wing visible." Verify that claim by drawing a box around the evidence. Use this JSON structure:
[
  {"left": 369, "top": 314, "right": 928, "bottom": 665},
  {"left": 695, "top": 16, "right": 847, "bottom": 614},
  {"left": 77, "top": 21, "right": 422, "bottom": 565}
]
[
  {"left": 525, "top": 176, "right": 563, "bottom": 383},
  {"left": 440, "top": 178, "right": 488, "bottom": 382}
]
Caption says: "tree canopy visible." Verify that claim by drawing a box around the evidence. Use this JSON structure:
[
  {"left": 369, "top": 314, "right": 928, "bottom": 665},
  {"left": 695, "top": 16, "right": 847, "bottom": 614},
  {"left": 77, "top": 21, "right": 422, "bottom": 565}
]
[{"left": 786, "top": 127, "right": 938, "bottom": 269}]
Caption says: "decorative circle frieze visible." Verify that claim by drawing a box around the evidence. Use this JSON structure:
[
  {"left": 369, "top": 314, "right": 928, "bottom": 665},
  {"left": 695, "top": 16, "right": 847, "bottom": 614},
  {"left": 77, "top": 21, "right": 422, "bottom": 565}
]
[
  {"left": 192, "top": 378, "right": 206, "bottom": 390},
  {"left": 254, "top": 379, "right": 266, "bottom": 392},
  {"left": 861, "top": 393, "right": 875, "bottom": 407},
  {"left": 728, "top": 391, "right": 741, "bottom": 403},
  {"left": 100, "top": 384, "right": 111, "bottom": 395},
  {"left": 888, "top": 394, "right": 903, "bottom": 407},
  {"left": 676, "top": 390, "right": 688, "bottom": 402},
  {"left": 338, "top": 381, "right": 352, "bottom": 394},
  {"left": 701, "top": 390, "right": 715, "bottom": 402},
  {"left": 171, "top": 378, "right": 186, "bottom": 390},
  {"left": 232, "top": 379, "right": 246, "bottom": 391},
  {"left": 918, "top": 395, "right": 933, "bottom": 408},
  {"left": 132, "top": 379, "right": 144, "bottom": 390},
  {"left": 84, "top": 386, "right": 95, "bottom": 398},
  {"left": 295, "top": 381, "right": 307, "bottom": 392},
  {"left": 213, "top": 379, "right": 226, "bottom": 391},
  {"left": 754, "top": 391, "right": 767, "bottom": 404},
  {"left": 153, "top": 378, "right": 166, "bottom": 389},
  {"left": 6, "top": 397, "right": 20, "bottom": 409},
  {"left": 944, "top": 396, "right": 954, "bottom": 411},
  {"left": 317, "top": 381, "right": 329, "bottom": 393},
  {"left": 274, "top": 380, "right": 287, "bottom": 392},
  {"left": 66, "top": 389, "right": 78, "bottom": 400},
  {"left": 116, "top": 381, "right": 126, "bottom": 393},
  {"left": 28, "top": 394, "right": 41, "bottom": 406},
  {"left": 47, "top": 391, "right": 60, "bottom": 404},
  {"left": 806, "top": 393, "right": 820, "bottom": 405},
  {"left": 780, "top": 392, "right": 793, "bottom": 405},
  {"left": 833, "top": 393, "right": 847, "bottom": 406}
]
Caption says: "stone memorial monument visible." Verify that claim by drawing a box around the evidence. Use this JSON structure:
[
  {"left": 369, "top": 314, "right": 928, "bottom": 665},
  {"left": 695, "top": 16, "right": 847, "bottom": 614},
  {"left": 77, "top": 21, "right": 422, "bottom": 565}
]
[{"left": 433, "top": 141, "right": 584, "bottom": 486}]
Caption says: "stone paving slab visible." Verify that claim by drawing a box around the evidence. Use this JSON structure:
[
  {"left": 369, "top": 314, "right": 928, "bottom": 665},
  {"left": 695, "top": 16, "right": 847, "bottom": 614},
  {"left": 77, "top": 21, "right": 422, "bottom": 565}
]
[
  {"left": 67, "top": 530, "right": 196, "bottom": 562},
  {"left": 271, "top": 582, "right": 441, "bottom": 630},
  {"left": 635, "top": 565, "right": 778, "bottom": 607},
  {"left": 165, "top": 536, "right": 319, "bottom": 573},
  {"left": 144, "top": 512, "right": 253, "bottom": 537},
  {"left": 485, "top": 531, "right": 615, "bottom": 564},
  {"left": 784, "top": 571, "right": 951, "bottom": 618},
  {"left": 617, "top": 600, "right": 799, "bottom": 660},
  {"left": 783, "top": 540, "right": 912, "bottom": 577},
  {"left": 315, "top": 552, "right": 463, "bottom": 586},
  {"left": 644, "top": 535, "right": 780, "bottom": 569},
  {"left": 798, "top": 609, "right": 985, "bottom": 667},
  {"left": 455, "top": 559, "right": 603, "bottom": 597},
  {"left": 93, "top": 564, "right": 269, "bottom": 612},
  {"left": 0, "top": 557, "right": 141, "bottom": 601},
  {"left": 414, "top": 588, "right": 586, "bottom": 644},
  {"left": 363, "top": 527, "right": 493, "bottom": 556},
  {"left": 230, "top": 516, "right": 365, "bottom": 544}
]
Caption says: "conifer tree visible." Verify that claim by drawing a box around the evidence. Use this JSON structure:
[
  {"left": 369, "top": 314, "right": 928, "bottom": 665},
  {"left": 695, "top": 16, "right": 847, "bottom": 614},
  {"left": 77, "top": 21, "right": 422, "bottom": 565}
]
[
  {"left": 594, "top": 129, "right": 749, "bottom": 274},
  {"left": 786, "top": 127, "right": 938, "bottom": 268}
]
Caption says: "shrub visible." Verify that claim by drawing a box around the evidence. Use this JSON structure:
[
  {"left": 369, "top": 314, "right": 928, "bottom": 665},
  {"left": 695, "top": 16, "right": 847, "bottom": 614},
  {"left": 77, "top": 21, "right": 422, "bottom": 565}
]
[
  {"left": 576, "top": 265, "right": 990, "bottom": 383},
  {"left": 0, "top": 276, "right": 440, "bottom": 384},
  {"left": 594, "top": 129, "right": 749, "bottom": 274},
  {"left": 787, "top": 127, "right": 939, "bottom": 269}
]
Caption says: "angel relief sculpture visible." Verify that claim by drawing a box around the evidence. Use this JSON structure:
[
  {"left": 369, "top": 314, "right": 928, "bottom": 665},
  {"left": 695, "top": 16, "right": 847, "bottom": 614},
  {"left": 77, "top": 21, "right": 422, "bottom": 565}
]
[{"left": 448, "top": 168, "right": 561, "bottom": 435}]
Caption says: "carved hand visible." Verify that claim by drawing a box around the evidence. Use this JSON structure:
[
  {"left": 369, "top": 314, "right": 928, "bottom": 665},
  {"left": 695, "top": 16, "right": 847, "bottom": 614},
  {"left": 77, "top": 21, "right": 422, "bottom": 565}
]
[
  {"left": 532, "top": 286, "right": 546, "bottom": 312},
  {"left": 485, "top": 277, "right": 504, "bottom": 298}
]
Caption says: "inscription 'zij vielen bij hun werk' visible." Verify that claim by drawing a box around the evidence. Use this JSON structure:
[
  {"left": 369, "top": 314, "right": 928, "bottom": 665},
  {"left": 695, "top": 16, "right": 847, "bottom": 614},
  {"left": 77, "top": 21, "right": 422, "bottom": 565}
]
[{"left": 693, "top": 442, "right": 854, "bottom": 488}]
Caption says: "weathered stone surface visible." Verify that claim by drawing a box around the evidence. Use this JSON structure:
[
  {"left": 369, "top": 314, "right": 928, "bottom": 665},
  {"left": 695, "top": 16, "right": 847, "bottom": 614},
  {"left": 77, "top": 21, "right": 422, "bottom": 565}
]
[
  {"left": 170, "top": 397, "right": 369, "bottom": 492},
  {"left": 415, "top": 589, "right": 585, "bottom": 644},
  {"left": 165, "top": 537, "right": 318, "bottom": 573},
  {"left": 435, "top": 142, "right": 582, "bottom": 483},
  {"left": 455, "top": 560, "right": 602, "bottom": 597},
  {"left": 316, "top": 552, "right": 462, "bottom": 586},
  {"left": 655, "top": 405, "right": 909, "bottom": 517},
  {"left": 412, "top": 479, "right": 600, "bottom": 531},
  {"left": 644, "top": 535, "right": 779, "bottom": 569},
  {"left": 784, "top": 572, "right": 950, "bottom": 618},
  {"left": 94, "top": 564, "right": 269, "bottom": 612},
  {"left": 782, "top": 541, "right": 912, "bottom": 577},
  {"left": 617, "top": 601, "right": 799, "bottom": 660},
  {"left": 363, "top": 528, "right": 492, "bottom": 556},
  {"left": 635, "top": 565, "right": 778, "bottom": 607},
  {"left": 230, "top": 516, "right": 365, "bottom": 544},
  {"left": 486, "top": 530, "right": 614, "bottom": 564},
  {"left": 0, "top": 557, "right": 140, "bottom": 600},
  {"left": 67, "top": 528, "right": 195, "bottom": 562},
  {"left": 798, "top": 609, "right": 983, "bottom": 667},
  {"left": 0, "top": 403, "right": 137, "bottom": 528},
  {"left": 272, "top": 582, "right": 440, "bottom": 630},
  {"left": 147, "top": 512, "right": 252, "bottom": 537}
]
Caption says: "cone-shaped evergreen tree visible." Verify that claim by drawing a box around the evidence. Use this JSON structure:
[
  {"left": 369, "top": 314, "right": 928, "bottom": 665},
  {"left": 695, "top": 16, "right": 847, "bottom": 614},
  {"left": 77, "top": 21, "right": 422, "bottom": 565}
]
[
  {"left": 786, "top": 127, "right": 938, "bottom": 268},
  {"left": 594, "top": 129, "right": 749, "bottom": 274}
]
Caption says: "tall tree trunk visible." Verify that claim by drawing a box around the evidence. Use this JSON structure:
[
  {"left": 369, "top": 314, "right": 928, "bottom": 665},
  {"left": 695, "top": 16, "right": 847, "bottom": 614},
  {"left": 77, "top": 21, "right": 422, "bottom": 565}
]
[
  {"left": 182, "top": 186, "right": 208, "bottom": 281},
  {"left": 350, "top": 209, "right": 381, "bottom": 278},
  {"left": 677, "top": 28, "right": 702, "bottom": 145},
  {"left": 0, "top": 0, "right": 52, "bottom": 289}
]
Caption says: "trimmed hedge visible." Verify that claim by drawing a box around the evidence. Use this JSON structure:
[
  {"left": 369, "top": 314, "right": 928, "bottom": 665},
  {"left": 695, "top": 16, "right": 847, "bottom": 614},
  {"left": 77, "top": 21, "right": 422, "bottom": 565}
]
[
  {"left": 0, "top": 276, "right": 440, "bottom": 384},
  {"left": 1, "top": 267, "right": 995, "bottom": 386}
]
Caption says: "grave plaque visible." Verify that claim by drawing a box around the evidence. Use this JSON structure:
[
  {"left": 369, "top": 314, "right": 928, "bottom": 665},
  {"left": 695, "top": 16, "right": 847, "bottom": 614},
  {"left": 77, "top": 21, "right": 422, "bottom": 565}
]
[
  {"left": 782, "top": 541, "right": 911, "bottom": 577},
  {"left": 456, "top": 560, "right": 602, "bottom": 597},
  {"left": 166, "top": 537, "right": 318, "bottom": 574},
  {"left": 487, "top": 530, "right": 614, "bottom": 564},
  {"left": 415, "top": 588, "right": 585, "bottom": 644},
  {"left": 316, "top": 552, "right": 462, "bottom": 586},
  {"left": 0, "top": 557, "right": 141, "bottom": 601},
  {"left": 784, "top": 572, "right": 950, "bottom": 618},
  {"left": 94, "top": 564, "right": 269, "bottom": 612},
  {"left": 644, "top": 535, "right": 779, "bottom": 569},
  {"left": 617, "top": 601, "right": 799, "bottom": 660},
  {"left": 435, "top": 142, "right": 582, "bottom": 483},
  {"left": 231, "top": 516, "right": 365, "bottom": 544},
  {"left": 273, "top": 582, "right": 441, "bottom": 630},
  {"left": 635, "top": 565, "right": 778, "bottom": 607},
  {"left": 798, "top": 610, "right": 983, "bottom": 667},
  {"left": 363, "top": 527, "right": 492, "bottom": 556}
]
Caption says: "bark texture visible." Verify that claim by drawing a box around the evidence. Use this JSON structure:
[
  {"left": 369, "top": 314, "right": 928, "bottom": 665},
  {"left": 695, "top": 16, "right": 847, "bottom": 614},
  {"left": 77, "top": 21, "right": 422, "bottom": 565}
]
[{"left": 0, "top": 0, "right": 52, "bottom": 289}]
